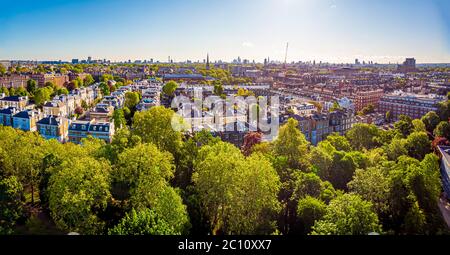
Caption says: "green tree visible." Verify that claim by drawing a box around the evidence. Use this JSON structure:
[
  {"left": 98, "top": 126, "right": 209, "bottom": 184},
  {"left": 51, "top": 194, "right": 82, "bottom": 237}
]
[
  {"left": 296, "top": 196, "right": 327, "bottom": 234},
  {"left": 213, "top": 83, "right": 224, "bottom": 96},
  {"left": 132, "top": 106, "right": 183, "bottom": 155},
  {"left": 273, "top": 118, "right": 310, "bottom": 170},
  {"left": 327, "top": 151, "right": 358, "bottom": 190},
  {"left": 112, "top": 109, "right": 127, "bottom": 130},
  {"left": 83, "top": 74, "right": 95, "bottom": 86},
  {"left": 34, "top": 87, "right": 53, "bottom": 106},
  {"left": 112, "top": 143, "right": 174, "bottom": 207},
  {"left": 193, "top": 142, "right": 281, "bottom": 234},
  {"left": 385, "top": 111, "right": 392, "bottom": 123},
  {"left": 48, "top": 157, "right": 111, "bottom": 234},
  {"left": 436, "top": 101, "right": 449, "bottom": 122},
  {"left": 8, "top": 87, "right": 15, "bottom": 96},
  {"left": 348, "top": 167, "right": 390, "bottom": 216},
  {"left": 162, "top": 80, "right": 179, "bottom": 96},
  {"left": 108, "top": 208, "right": 179, "bottom": 235},
  {"left": 434, "top": 121, "right": 450, "bottom": 139},
  {"left": 405, "top": 132, "right": 430, "bottom": 160},
  {"left": 124, "top": 92, "right": 140, "bottom": 110},
  {"left": 394, "top": 115, "right": 414, "bottom": 137},
  {"left": 44, "top": 81, "right": 56, "bottom": 90},
  {"left": 112, "top": 143, "right": 190, "bottom": 234},
  {"left": 311, "top": 194, "right": 382, "bottom": 235},
  {"left": 361, "top": 104, "right": 375, "bottom": 115},
  {"left": 0, "top": 86, "right": 9, "bottom": 96},
  {"left": 0, "top": 64, "right": 6, "bottom": 75},
  {"left": 100, "top": 74, "right": 113, "bottom": 82},
  {"left": 385, "top": 138, "right": 408, "bottom": 161},
  {"left": 421, "top": 111, "right": 440, "bottom": 133},
  {"left": 346, "top": 123, "right": 379, "bottom": 150},
  {"left": 324, "top": 133, "right": 351, "bottom": 152},
  {"left": 386, "top": 154, "right": 444, "bottom": 234},
  {"left": 0, "top": 176, "right": 24, "bottom": 234},
  {"left": 57, "top": 87, "right": 69, "bottom": 95},
  {"left": 99, "top": 82, "right": 110, "bottom": 96},
  {"left": 412, "top": 119, "right": 426, "bottom": 133},
  {"left": 66, "top": 80, "right": 79, "bottom": 91},
  {"left": 26, "top": 79, "right": 37, "bottom": 95}
]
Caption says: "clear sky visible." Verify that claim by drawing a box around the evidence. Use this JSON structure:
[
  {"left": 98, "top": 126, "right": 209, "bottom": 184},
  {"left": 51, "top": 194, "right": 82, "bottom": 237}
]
[{"left": 0, "top": 0, "right": 449, "bottom": 63}]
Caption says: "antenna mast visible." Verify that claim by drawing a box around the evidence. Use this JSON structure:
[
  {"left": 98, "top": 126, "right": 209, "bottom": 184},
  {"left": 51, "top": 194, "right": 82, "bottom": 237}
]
[{"left": 284, "top": 42, "right": 289, "bottom": 68}]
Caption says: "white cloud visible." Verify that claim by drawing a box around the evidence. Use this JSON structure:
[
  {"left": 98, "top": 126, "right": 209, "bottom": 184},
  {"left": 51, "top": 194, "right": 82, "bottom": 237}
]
[{"left": 242, "top": 41, "right": 254, "bottom": 48}]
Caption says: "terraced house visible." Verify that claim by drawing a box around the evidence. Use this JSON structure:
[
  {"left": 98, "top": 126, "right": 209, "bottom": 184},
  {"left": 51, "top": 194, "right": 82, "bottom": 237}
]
[
  {"left": 0, "top": 95, "right": 29, "bottom": 110},
  {"left": 0, "top": 107, "right": 18, "bottom": 126},
  {"left": 12, "top": 109, "right": 41, "bottom": 132},
  {"left": 68, "top": 119, "right": 114, "bottom": 144},
  {"left": 37, "top": 115, "right": 69, "bottom": 142}
]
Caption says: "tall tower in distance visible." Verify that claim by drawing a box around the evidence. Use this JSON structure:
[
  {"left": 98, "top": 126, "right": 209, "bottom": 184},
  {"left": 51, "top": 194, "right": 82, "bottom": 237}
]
[{"left": 206, "top": 53, "right": 210, "bottom": 70}]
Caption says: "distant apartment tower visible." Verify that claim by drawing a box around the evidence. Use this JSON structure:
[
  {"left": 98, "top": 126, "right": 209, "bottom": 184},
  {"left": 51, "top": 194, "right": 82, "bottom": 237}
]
[
  {"left": 397, "top": 58, "right": 417, "bottom": 73},
  {"left": 72, "top": 59, "right": 79, "bottom": 64},
  {"left": 378, "top": 92, "right": 443, "bottom": 120}
]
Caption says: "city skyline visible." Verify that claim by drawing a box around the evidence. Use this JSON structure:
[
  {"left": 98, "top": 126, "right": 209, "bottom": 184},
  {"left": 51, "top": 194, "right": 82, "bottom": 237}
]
[{"left": 0, "top": 0, "right": 450, "bottom": 63}]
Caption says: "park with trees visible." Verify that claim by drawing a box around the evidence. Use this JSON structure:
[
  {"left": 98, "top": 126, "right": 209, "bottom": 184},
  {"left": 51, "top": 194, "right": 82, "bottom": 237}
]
[{"left": 0, "top": 94, "right": 449, "bottom": 235}]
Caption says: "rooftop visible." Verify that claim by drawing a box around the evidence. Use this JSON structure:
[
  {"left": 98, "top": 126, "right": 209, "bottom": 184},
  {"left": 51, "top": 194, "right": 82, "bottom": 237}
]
[
  {"left": 37, "top": 115, "right": 64, "bottom": 126},
  {"left": 439, "top": 146, "right": 450, "bottom": 166},
  {"left": 0, "top": 96, "right": 27, "bottom": 102}
]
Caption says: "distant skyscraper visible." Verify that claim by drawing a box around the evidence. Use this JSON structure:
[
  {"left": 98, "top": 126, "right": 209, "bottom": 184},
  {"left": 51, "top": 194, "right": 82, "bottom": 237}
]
[
  {"left": 87, "top": 56, "right": 92, "bottom": 63},
  {"left": 72, "top": 59, "right": 79, "bottom": 64},
  {"left": 397, "top": 58, "right": 417, "bottom": 73},
  {"left": 206, "top": 53, "right": 210, "bottom": 70}
]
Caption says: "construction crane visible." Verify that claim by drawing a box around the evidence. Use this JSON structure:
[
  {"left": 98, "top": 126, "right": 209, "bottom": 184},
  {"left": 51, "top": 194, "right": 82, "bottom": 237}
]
[{"left": 284, "top": 42, "right": 289, "bottom": 68}]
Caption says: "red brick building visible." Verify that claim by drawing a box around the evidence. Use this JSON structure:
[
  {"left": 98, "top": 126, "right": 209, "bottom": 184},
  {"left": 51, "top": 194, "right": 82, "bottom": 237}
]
[{"left": 30, "top": 74, "right": 69, "bottom": 88}]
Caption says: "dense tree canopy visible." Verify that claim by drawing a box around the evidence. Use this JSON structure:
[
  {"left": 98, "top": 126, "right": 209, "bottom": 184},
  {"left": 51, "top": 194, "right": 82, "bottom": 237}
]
[
  {"left": 346, "top": 123, "right": 379, "bottom": 150},
  {"left": 48, "top": 157, "right": 111, "bottom": 234},
  {"left": 193, "top": 142, "right": 281, "bottom": 234},
  {"left": 108, "top": 208, "right": 179, "bottom": 235},
  {"left": 311, "top": 194, "right": 382, "bottom": 235},
  {"left": 273, "top": 118, "right": 310, "bottom": 170},
  {"left": 132, "top": 106, "right": 184, "bottom": 155},
  {"left": 0, "top": 87, "right": 447, "bottom": 236}
]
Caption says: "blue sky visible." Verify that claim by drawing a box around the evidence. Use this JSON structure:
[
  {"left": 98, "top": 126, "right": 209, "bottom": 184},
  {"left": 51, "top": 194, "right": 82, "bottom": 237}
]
[{"left": 0, "top": 0, "right": 449, "bottom": 63}]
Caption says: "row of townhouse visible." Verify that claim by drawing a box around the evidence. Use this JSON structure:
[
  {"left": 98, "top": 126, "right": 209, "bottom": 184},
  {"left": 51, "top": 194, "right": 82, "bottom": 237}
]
[
  {"left": 0, "top": 107, "right": 41, "bottom": 132},
  {"left": 282, "top": 109, "right": 355, "bottom": 145},
  {"left": 48, "top": 86, "right": 99, "bottom": 118},
  {"left": 0, "top": 104, "right": 114, "bottom": 143},
  {"left": 136, "top": 85, "right": 161, "bottom": 111},
  {"left": 0, "top": 84, "right": 115, "bottom": 143}
]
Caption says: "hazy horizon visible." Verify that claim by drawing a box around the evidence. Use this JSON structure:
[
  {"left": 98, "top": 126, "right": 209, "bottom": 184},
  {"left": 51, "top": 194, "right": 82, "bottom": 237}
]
[{"left": 1, "top": 0, "right": 449, "bottom": 64}]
